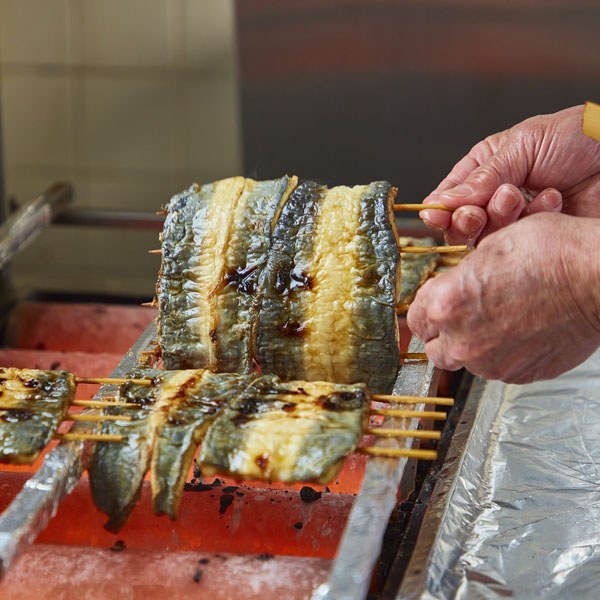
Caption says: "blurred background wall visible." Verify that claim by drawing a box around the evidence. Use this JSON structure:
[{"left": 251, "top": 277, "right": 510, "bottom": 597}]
[
  {"left": 0, "top": 0, "right": 240, "bottom": 297},
  {"left": 0, "top": 0, "right": 599, "bottom": 299}
]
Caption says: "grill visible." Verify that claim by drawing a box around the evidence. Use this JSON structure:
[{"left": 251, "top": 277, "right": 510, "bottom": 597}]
[{"left": 0, "top": 184, "right": 472, "bottom": 599}]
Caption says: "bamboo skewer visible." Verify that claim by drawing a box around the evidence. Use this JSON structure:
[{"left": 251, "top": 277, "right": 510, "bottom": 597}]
[
  {"left": 141, "top": 301, "right": 158, "bottom": 307},
  {"left": 393, "top": 203, "right": 452, "bottom": 212},
  {"left": 399, "top": 244, "right": 469, "bottom": 254},
  {"left": 55, "top": 432, "right": 122, "bottom": 443},
  {"left": 372, "top": 394, "right": 453, "bottom": 406},
  {"left": 75, "top": 377, "right": 152, "bottom": 386},
  {"left": 360, "top": 447, "right": 438, "bottom": 460},
  {"left": 70, "top": 400, "right": 139, "bottom": 408},
  {"left": 366, "top": 428, "right": 441, "bottom": 440},
  {"left": 370, "top": 408, "right": 446, "bottom": 420},
  {"left": 65, "top": 414, "right": 132, "bottom": 423},
  {"left": 401, "top": 352, "right": 428, "bottom": 360},
  {"left": 148, "top": 249, "right": 162, "bottom": 255}
]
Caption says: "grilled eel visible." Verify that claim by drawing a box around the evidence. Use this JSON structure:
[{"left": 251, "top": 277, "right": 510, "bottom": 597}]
[
  {"left": 89, "top": 370, "right": 368, "bottom": 528},
  {"left": 0, "top": 368, "right": 75, "bottom": 464},
  {"left": 398, "top": 237, "right": 439, "bottom": 305},
  {"left": 198, "top": 375, "right": 370, "bottom": 484},
  {"left": 151, "top": 370, "right": 253, "bottom": 519},
  {"left": 256, "top": 181, "right": 401, "bottom": 393},
  {"left": 89, "top": 368, "right": 253, "bottom": 530},
  {"left": 157, "top": 176, "right": 297, "bottom": 373}
]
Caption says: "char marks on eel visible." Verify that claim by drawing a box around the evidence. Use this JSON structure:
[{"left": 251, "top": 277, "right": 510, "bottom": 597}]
[
  {"left": 255, "top": 181, "right": 326, "bottom": 380},
  {"left": 198, "top": 376, "right": 370, "bottom": 484},
  {"left": 0, "top": 368, "right": 75, "bottom": 464},
  {"left": 257, "top": 181, "right": 400, "bottom": 393},
  {"left": 158, "top": 176, "right": 297, "bottom": 373},
  {"left": 157, "top": 176, "right": 401, "bottom": 393}
]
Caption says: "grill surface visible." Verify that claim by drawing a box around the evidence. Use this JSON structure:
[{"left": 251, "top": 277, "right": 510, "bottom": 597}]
[{"left": 0, "top": 301, "right": 447, "bottom": 598}]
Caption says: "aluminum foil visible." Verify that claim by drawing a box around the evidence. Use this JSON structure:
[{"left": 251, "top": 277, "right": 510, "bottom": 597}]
[{"left": 416, "top": 348, "right": 600, "bottom": 599}]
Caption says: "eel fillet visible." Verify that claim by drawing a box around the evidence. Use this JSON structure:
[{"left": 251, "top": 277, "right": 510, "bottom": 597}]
[
  {"left": 257, "top": 181, "right": 401, "bottom": 393},
  {"left": 0, "top": 368, "right": 75, "bottom": 464},
  {"left": 398, "top": 236, "right": 439, "bottom": 305},
  {"left": 199, "top": 375, "right": 370, "bottom": 484},
  {"left": 157, "top": 176, "right": 297, "bottom": 373}
]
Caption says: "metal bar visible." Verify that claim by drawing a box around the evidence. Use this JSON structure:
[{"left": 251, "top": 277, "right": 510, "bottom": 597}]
[
  {"left": 0, "top": 182, "right": 73, "bottom": 271},
  {"left": 0, "top": 320, "right": 157, "bottom": 577},
  {"left": 54, "top": 208, "right": 164, "bottom": 230},
  {"left": 313, "top": 337, "right": 439, "bottom": 600},
  {"left": 396, "top": 376, "right": 488, "bottom": 599}
]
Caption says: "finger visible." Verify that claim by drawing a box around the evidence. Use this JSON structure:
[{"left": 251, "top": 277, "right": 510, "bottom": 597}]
[
  {"left": 420, "top": 133, "right": 506, "bottom": 230},
  {"left": 443, "top": 205, "right": 487, "bottom": 246},
  {"left": 522, "top": 188, "right": 563, "bottom": 216},
  {"left": 424, "top": 336, "right": 464, "bottom": 371},
  {"left": 419, "top": 193, "right": 453, "bottom": 231},
  {"left": 437, "top": 141, "right": 530, "bottom": 209},
  {"left": 406, "top": 279, "right": 439, "bottom": 343},
  {"left": 479, "top": 184, "right": 527, "bottom": 239}
]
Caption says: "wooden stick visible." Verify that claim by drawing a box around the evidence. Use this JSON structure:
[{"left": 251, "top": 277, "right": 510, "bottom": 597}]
[
  {"left": 399, "top": 245, "right": 469, "bottom": 254},
  {"left": 583, "top": 101, "right": 600, "bottom": 142},
  {"left": 370, "top": 408, "right": 446, "bottom": 420},
  {"left": 75, "top": 377, "right": 152, "bottom": 386},
  {"left": 401, "top": 353, "right": 428, "bottom": 360},
  {"left": 393, "top": 203, "right": 452, "bottom": 212},
  {"left": 71, "top": 400, "right": 140, "bottom": 408},
  {"left": 156, "top": 210, "right": 167, "bottom": 216},
  {"left": 141, "top": 301, "right": 158, "bottom": 307},
  {"left": 366, "top": 428, "right": 441, "bottom": 440},
  {"left": 65, "top": 414, "right": 132, "bottom": 422},
  {"left": 148, "top": 249, "right": 162, "bottom": 254},
  {"left": 372, "top": 394, "right": 454, "bottom": 406},
  {"left": 395, "top": 302, "right": 410, "bottom": 313},
  {"left": 55, "top": 432, "right": 122, "bottom": 442},
  {"left": 360, "top": 447, "right": 438, "bottom": 460}
]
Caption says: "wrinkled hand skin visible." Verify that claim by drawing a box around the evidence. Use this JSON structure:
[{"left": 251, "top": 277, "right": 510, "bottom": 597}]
[
  {"left": 407, "top": 213, "right": 600, "bottom": 383},
  {"left": 421, "top": 105, "right": 600, "bottom": 245}
]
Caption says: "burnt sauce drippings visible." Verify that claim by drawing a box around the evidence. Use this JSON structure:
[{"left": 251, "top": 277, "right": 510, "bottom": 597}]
[
  {"left": 290, "top": 266, "right": 313, "bottom": 291},
  {"left": 279, "top": 320, "right": 306, "bottom": 337},
  {"left": 317, "top": 392, "right": 358, "bottom": 411},
  {"left": 224, "top": 264, "right": 259, "bottom": 295},
  {"left": 255, "top": 453, "right": 269, "bottom": 471},
  {"left": 1, "top": 409, "right": 34, "bottom": 423},
  {"left": 274, "top": 265, "right": 313, "bottom": 294}
]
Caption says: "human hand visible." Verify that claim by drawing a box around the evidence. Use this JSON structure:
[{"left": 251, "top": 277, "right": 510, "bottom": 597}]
[
  {"left": 420, "top": 105, "right": 600, "bottom": 245},
  {"left": 407, "top": 212, "right": 600, "bottom": 383}
]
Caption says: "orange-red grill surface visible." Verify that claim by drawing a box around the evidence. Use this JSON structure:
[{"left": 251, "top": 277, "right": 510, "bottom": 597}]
[{"left": 0, "top": 302, "right": 413, "bottom": 598}]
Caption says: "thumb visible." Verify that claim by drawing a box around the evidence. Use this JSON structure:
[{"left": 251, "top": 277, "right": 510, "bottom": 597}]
[{"left": 437, "top": 142, "right": 530, "bottom": 209}]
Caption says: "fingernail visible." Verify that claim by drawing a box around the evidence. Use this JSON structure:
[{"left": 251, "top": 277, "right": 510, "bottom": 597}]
[
  {"left": 421, "top": 214, "right": 447, "bottom": 231},
  {"left": 442, "top": 183, "right": 473, "bottom": 198},
  {"left": 494, "top": 186, "right": 521, "bottom": 216},
  {"left": 540, "top": 189, "right": 562, "bottom": 210},
  {"left": 457, "top": 211, "right": 483, "bottom": 235}
]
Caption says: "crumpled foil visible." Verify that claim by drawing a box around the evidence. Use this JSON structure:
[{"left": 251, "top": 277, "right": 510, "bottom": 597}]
[{"left": 423, "top": 348, "right": 600, "bottom": 599}]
